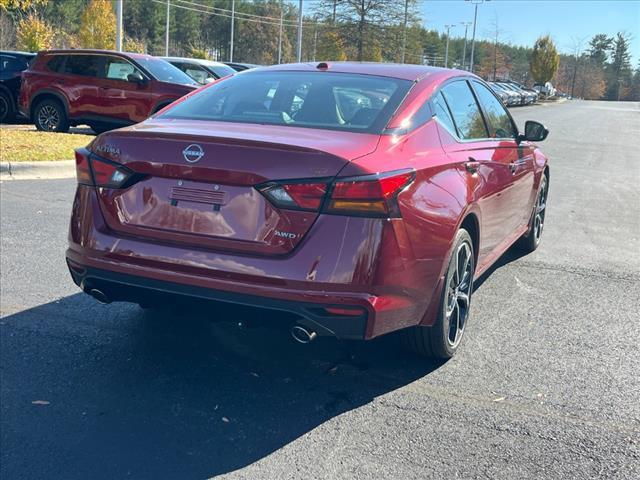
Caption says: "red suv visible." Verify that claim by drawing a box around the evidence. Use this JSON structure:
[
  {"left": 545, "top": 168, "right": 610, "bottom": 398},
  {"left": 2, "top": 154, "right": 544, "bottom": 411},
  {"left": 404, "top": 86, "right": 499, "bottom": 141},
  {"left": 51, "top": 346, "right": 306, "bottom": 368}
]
[
  {"left": 19, "top": 50, "right": 197, "bottom": 133},
  {"left": 66, "top": 63, "right": 549, "bottom": 359}
]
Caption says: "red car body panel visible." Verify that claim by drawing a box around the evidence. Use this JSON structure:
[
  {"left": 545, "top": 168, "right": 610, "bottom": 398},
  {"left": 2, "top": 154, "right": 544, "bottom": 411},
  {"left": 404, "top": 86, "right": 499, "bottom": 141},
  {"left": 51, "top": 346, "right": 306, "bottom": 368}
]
[
  {"left": 66, "top": 63, "right": 548, "bottom": 340},
  {"left": 19, "top": 50, "right": 195, "bottom": 127}
]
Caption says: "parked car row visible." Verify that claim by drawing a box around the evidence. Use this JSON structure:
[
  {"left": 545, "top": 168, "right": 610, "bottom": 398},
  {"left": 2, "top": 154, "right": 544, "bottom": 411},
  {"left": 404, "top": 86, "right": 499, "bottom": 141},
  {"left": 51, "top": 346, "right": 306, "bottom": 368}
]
[
  {"left": 1, "top": 49, "right": 257, "bottom": 129},
  {"left": 489, "top": 81, "right": 539, "bottom": 106}
]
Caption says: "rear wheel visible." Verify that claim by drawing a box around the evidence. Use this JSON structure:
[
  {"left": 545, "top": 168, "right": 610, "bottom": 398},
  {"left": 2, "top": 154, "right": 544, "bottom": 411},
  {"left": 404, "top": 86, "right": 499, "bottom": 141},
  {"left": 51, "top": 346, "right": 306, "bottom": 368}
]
[
  {"left": 0, "top": 91, "right": 15, "bottom": 123},
  {"left": 518, "top": 175, "right": 547, "bottom": 253},
  {"left": 403, "top": 229, "right": 475, "bottom": 359},
  {"left": 34, "top": 99, "right": 69, "bottom": 132}
]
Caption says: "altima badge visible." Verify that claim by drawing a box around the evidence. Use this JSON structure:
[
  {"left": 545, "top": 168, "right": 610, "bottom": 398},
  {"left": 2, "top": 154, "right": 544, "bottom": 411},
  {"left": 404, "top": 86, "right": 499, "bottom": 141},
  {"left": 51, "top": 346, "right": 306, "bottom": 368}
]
[{"left": 183, "top": 144, "right": 204, "bottom": 163}]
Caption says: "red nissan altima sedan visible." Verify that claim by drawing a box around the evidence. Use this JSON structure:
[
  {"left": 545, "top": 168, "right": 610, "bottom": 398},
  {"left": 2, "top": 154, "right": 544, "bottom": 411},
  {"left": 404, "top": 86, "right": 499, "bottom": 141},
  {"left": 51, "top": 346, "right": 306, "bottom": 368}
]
[{"left": 67, "top": 62, "right": 549, "bottom": 358}]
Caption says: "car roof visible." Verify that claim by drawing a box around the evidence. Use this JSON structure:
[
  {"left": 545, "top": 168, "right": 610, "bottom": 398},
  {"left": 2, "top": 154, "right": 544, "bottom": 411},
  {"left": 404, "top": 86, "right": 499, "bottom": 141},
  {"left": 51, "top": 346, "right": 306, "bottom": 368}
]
[
  {"left": 40, "top": 49, "right": 154, "bottom": 60},
  {"left": 160, "top": 56, "right": 230, "bottom": 67},
  {"left": 260, "top": 62, "right": 467, "bottom": 83},
  {"left": 0, "top": 50, "right": 36, "bottom": 58}
]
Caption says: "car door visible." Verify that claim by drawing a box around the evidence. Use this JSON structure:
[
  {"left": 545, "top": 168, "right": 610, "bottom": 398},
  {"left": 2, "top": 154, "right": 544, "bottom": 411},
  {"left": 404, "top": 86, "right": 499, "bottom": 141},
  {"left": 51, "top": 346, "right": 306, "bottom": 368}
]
[
  {"left": 60, "top": 54, "right": 103, "bottom": 119},
  {"left": 434, "top": 80, "right": 523, "bottom": 263},
  {"left": 471, "top": 80, "right": 536, "bottom": 231},
  {"left": 99, "top": 55, "right": 153, "bottom": 123}
]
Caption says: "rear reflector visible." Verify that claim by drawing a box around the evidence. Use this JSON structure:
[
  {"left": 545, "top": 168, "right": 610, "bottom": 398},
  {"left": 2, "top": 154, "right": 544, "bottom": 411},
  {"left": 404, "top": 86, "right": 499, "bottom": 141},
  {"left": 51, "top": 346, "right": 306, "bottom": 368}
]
[
  {"left": 323, "top": 307, "right": 366, "bottom": 316},
  {"left": 75, "top": 148, "right": 135, "bottom": 189},
  {"left": 257, "top": 169, "right": 414, "bottom": 218}
]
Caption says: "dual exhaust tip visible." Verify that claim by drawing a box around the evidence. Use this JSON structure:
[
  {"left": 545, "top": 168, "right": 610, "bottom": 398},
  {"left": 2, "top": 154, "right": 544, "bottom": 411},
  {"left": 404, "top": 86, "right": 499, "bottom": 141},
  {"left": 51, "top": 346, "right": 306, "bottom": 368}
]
[
  {"left": 88, "top": 288, "right": 111, "bottom": 305},
  {"left": 87, "top": 287, "right": 318, "bottom": 344}
]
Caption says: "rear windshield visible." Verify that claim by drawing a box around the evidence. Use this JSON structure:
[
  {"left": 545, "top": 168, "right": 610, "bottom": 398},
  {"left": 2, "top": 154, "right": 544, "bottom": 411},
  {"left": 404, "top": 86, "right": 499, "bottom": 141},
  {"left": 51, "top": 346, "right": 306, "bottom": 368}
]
[
  {"left": 160, "top": 71, "right": 412, "bottom": 134},
  {"left": 135, "top": 57, "right": 197, "bottom": 85}
]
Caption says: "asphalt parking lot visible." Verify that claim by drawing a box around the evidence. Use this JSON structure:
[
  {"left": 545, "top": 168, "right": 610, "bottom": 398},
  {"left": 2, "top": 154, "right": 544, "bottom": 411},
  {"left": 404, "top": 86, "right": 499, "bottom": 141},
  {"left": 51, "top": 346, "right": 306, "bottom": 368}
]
[{"left": 1, "top": 100, "right": 639, "bottom": 479}]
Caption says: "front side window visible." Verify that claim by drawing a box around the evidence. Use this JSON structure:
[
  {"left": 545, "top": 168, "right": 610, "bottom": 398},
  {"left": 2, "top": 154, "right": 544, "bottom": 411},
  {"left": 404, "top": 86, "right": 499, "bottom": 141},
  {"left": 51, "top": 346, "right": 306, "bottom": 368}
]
[
  {"left": 472, "top": 81, "right": 516, "bottom": 139},
  {"left": 104, "top": 57, "right": 139, "bottom": 81},
  {"left": 160, "top": 71, "right": 412, "bottom": 134},
  {"left": 441, "top": 81, "right": 488, "bottom": 140},
  {"left": 182, "top": 65, "right": 210, "bottom": 84},
  {"left": 64, "top": 55, "right": 102, "bottom": 77}
]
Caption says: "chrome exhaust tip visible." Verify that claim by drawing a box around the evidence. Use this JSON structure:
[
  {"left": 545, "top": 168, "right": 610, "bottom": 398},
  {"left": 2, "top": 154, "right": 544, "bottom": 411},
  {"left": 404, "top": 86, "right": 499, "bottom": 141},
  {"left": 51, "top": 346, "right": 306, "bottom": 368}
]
[
  {"left": 89, "top": 288, "right": 111, "bottom": 305},
  {"left": 291, "top": 325, "right": 317, "bottom": 344}
]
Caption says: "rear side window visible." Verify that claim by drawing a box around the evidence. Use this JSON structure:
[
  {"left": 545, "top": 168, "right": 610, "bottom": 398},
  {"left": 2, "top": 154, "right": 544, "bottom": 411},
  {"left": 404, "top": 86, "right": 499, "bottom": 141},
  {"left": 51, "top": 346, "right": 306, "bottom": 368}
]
[
  {"left": 46, "top": 55, "right": 65, "bottom": 72},
  {"left": 64, "top": 55, "right": 103, "bottom": 77},
  {"left": 160, "top": 71, "right": 412, "bottom": 134},
  {"left": 432, "top": 91, "right": 457, "bottom": 135},
  {"left": 472, "top": 81, "right": 516, "bottom": 139},
  {"left": 441, "top": 81, "right": 488, "bottom": 140}
]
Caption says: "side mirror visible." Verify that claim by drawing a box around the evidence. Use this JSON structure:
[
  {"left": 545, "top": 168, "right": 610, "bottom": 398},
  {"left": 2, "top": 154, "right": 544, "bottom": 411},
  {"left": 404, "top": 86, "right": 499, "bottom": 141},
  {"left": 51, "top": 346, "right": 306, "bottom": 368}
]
[
  {"left": 127, "top": 71, "right": 145, "bottom": 84},
  {"left": 518, "top": 120, "right": 549, "bottom": 143}
]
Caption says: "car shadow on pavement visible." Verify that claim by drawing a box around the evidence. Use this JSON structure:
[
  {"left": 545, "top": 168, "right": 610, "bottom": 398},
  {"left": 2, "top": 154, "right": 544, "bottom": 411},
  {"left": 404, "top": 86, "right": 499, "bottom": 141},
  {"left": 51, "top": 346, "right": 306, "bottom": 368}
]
[
  {"left": 0, "top": 294, "right": 439, "bottom": 479},
  {"left": 473, "top": 247, "right": 529, "bottom": 291}
]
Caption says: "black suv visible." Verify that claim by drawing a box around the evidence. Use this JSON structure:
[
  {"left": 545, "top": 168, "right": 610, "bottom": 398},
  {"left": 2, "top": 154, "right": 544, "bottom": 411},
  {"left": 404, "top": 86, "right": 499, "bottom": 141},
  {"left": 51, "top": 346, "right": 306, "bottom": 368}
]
[{"left": 0, "top": 50, "right": 35, "bottom": 123}]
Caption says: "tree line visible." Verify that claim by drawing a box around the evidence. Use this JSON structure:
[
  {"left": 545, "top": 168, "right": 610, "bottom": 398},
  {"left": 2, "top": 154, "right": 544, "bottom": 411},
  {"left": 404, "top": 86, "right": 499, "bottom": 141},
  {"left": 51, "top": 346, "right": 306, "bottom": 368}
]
[{"left": 1, "top": 0, "right": 638, "bottom": 101}]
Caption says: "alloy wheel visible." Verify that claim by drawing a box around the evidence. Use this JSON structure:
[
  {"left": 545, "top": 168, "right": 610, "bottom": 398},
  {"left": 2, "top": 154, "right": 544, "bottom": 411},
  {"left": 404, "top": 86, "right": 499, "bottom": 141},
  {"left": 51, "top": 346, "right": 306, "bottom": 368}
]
[
  {"left": 37, "top": 105, "right": 60, "bottom": 131},
  {"left": 446, "top": 241, "right": 474, "bottom": 348},
  {"left": 534, "top": 179, "right": 547, "bottom": 242}
]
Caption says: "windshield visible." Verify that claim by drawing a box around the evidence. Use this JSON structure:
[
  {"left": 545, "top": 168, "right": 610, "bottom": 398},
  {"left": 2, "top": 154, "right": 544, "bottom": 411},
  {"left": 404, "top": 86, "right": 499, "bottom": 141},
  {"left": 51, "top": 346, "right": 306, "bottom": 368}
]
[
  {"left": 160, "top": 71, "right": 412, "bottom": 134},
  {"left": 136, "top": 57, "right": 197, "bottom": 85},
  {"left": 205, "top": 63, "right": 236, "bottom": 78}
]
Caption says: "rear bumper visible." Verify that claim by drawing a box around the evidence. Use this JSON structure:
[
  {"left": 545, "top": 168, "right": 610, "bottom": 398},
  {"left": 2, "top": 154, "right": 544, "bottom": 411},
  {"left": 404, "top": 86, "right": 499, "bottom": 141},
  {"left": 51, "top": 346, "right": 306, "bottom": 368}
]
[{"left": 67, "top": 261, "right": 368, "bottom": 340}]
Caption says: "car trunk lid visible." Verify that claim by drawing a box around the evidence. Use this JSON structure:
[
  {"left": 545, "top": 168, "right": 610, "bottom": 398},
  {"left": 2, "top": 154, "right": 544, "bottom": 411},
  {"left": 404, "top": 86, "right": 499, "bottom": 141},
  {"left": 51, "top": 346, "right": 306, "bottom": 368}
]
[{"left": 89, "top": 119, "right": 380, "bottom": 255}]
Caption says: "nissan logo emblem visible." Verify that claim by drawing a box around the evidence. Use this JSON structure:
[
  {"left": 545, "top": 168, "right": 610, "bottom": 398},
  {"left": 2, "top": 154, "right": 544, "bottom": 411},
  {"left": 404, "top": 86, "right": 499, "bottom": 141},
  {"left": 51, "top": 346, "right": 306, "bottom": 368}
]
[{"left": 182, "top": 144, "right": 204, "bottom": 163}]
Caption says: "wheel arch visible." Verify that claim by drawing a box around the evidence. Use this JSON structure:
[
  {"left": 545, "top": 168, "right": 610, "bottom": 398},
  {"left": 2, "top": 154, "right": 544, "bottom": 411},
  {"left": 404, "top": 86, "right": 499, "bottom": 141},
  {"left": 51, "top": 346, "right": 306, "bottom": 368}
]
[{"left": 30, "top": 90, "right": 69, "bottom": 119}]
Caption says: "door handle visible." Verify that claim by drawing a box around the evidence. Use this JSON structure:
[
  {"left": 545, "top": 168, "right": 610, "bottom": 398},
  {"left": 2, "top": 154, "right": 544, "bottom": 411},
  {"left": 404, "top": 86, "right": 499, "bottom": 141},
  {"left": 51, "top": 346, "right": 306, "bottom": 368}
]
[
  {"left": 508, "top": 162, "right": 518, "bottom": 174},
  {"left": 465, "top": 159, "right": 480, "bottom": 173}
]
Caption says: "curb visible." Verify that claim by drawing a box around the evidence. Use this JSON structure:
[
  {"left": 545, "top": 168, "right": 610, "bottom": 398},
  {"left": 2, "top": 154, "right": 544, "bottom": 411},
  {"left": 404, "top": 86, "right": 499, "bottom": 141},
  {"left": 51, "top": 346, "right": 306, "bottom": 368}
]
[{"left": 0, "top": 160, "right": 76, "bottom": 180}]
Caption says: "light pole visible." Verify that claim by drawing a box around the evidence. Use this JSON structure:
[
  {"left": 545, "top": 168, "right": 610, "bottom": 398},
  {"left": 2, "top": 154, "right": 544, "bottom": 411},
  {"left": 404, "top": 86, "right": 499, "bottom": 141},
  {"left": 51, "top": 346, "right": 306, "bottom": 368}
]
[
  {"left": 444, "top": 24, "right": 454, "bottom": 68},
  {"left": 165, "top": 0, "right": 170, "bottom": 56},
  {"left": 229, "top": 0, "right": 235, "bottom": 62},
  {"left": 296, "top": 0, "right": 303, "bottom": 62},
  {"left": 278, "top": 2, "right": 284, "bottom": 64},
  {"left": 115, "top": 0, "right": 123, "bottom": 52},
  {"left": 466, "top": 0, "right": 489, "bottom": 74},
  {"left": 460, "top": 21, "right": 472, "bottom": 70},
  {"left": 401, "top": 0, "right": 409, "bottom": 63}
]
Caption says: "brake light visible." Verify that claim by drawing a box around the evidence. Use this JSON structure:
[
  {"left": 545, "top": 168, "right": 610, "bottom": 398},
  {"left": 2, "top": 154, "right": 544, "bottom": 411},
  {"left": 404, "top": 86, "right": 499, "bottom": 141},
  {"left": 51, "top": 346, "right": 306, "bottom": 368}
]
[
  {"left": 74, "top": 148, "right": 134, "bottom": 189},
  {"left": 257, "top": 169, "right": 414, "bottom": 218},
  {"left": 326, "top": 170, "right": 414, "bottom": 216}
]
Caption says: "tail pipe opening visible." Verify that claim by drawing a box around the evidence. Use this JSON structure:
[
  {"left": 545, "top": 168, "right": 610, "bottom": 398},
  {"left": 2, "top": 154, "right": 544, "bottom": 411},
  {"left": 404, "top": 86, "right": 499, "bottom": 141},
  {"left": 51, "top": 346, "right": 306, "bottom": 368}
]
[{"left": 291, "top": 325, "right": 317, "bottom": 344}]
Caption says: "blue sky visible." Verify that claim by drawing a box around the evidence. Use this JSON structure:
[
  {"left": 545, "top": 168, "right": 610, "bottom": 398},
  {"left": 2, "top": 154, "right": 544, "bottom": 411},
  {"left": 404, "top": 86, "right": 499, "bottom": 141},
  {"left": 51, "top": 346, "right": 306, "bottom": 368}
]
[
  {"left": 297, "top": 0, "right": 640, "bottom": 63},
  {"left": 418, "top": 1, "right": 639, "bottom": 62}
]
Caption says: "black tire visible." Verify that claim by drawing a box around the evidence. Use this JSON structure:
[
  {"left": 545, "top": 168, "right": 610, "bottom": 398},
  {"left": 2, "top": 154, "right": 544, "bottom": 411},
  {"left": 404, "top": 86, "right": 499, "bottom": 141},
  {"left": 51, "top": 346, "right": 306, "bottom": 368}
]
[
  {"left": 402, "top": 229, "right": 475, "bottom": 359},
  {"left": 518, "top": 175, "right": 548, "bottom": 253},
  {"left": 88, "top": 122, "right": 114, "bottom": 135},
  {"left": 33, "top": 98, "right": 69, "bottom": 132},
  {"left": 0, "top": 91, "right": 15, "bottom": 123}
]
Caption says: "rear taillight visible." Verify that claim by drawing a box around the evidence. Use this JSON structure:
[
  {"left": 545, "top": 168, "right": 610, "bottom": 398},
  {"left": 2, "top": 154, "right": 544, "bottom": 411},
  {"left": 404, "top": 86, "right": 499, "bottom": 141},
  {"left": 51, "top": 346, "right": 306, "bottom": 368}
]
[
  {"left": 75, "top": 148, "right": 135, "bottom": 189},
  {"left": 257, "top": 169, "right": 414, "bottom": 218},
  {"left": 257, "top": 181, "right": 328, "bottom": 211}
]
